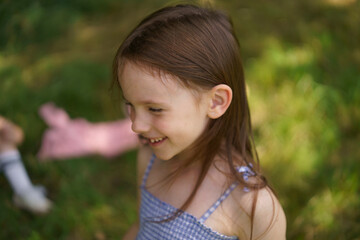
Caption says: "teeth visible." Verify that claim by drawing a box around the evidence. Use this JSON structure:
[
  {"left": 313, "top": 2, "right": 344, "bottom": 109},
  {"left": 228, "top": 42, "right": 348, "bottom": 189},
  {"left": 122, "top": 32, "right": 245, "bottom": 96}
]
[{"left": 149, "top": 137, "right": 164, "bottom": 143}]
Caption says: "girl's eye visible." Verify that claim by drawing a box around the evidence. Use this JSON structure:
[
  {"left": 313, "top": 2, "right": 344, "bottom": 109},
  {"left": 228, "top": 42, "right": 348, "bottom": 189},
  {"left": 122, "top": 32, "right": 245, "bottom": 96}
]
[{"left": 149, "top": 107, "right": 162, "bottom": 113}]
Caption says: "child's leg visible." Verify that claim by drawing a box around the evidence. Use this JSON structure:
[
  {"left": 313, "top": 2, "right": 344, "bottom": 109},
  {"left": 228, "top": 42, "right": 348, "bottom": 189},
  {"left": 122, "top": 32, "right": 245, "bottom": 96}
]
[
  {"left": 0, "top": 149, "right": 33, "bottom": 194},
  {"left": 0, "top": 149, "right": 52, "bottom": 214}
]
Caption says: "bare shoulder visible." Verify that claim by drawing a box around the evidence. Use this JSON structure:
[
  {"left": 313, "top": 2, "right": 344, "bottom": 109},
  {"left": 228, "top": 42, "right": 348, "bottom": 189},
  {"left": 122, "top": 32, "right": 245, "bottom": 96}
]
[
  {"left": 228, "top": 186, "right": 287, "bottom": 240},
  {"left": 252, "top": 187, "right": 286, "bottom": 239}
]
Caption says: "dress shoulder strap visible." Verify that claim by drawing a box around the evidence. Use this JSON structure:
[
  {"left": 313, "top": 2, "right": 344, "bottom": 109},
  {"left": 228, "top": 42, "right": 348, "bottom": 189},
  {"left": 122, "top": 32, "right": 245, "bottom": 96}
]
[
  {"left": 198, "top": 165, "right": 255, "bottom": 224},
  {"left": 141, "top": 154, "right": 156, "bottom": 188}
]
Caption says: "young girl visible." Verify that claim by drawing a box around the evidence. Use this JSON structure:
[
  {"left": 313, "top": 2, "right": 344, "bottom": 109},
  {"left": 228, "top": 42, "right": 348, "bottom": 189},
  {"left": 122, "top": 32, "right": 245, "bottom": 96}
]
[{"left": 113, "top": 4, "right": 286, "bottom": 240}]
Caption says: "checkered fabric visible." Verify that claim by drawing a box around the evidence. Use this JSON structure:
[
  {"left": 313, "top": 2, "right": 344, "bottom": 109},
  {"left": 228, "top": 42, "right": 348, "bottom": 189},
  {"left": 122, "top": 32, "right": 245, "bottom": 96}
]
[{"left": 136, "top": 154, "right": 254, "bottom": 240}]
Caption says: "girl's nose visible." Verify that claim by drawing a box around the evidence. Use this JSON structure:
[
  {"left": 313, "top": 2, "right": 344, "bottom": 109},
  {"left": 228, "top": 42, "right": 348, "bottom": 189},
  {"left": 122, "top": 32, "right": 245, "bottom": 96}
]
[{"left": 131, "top": 114, "right": 150, "bottom": 134}]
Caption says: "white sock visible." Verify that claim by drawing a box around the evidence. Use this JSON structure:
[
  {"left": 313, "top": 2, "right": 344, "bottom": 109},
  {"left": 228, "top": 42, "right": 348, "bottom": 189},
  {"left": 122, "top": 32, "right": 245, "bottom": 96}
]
[{"left": 0, "top": 149, "right": 33, "bottom": 195}]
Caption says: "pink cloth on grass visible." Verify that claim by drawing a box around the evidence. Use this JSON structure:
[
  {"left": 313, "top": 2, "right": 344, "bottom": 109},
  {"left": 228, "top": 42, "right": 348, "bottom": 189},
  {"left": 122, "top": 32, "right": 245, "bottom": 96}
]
[{"left": 37, "top": 103, "right": 138, "bottom": 160}]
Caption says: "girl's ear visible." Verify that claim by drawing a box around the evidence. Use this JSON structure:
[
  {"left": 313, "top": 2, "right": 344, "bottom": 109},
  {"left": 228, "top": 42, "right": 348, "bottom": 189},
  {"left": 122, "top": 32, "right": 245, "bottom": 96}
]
[{"left": 207, "top": 84, "right": 232, "bottom": 119}]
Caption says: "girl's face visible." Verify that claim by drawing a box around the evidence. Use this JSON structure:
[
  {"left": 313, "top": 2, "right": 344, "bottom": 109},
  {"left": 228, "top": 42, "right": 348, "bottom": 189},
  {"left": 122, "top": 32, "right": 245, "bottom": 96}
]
[{"left": 120, "top": 62, "right": 210, "bottom": 161}]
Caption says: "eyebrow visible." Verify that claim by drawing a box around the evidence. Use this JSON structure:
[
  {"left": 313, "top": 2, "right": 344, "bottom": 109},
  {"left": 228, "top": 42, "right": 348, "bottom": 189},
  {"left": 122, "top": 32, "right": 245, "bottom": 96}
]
[{"left": 122, "top": 95, "right": 168, "bottom": 106}]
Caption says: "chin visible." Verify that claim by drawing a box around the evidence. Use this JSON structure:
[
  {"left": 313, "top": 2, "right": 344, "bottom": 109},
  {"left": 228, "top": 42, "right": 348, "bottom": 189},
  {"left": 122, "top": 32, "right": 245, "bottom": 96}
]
[
  {"left": 154, "top": 153, "right": 173, "bottom": 161},
  {"left": 153, "top": 150, "right": 177, "bottom": 161}
]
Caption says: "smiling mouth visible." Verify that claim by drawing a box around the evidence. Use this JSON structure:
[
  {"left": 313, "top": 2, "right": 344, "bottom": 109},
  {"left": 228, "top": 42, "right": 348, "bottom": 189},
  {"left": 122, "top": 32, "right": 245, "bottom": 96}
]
[
  {"left": 145, "top": 136, "right": 167, "bottom": 146},
  {"left": 149, "top": 137, "right": 165, "bottom": 143},
  {"left": 138, "top": 135, "right": 167, "bottom": 146}
]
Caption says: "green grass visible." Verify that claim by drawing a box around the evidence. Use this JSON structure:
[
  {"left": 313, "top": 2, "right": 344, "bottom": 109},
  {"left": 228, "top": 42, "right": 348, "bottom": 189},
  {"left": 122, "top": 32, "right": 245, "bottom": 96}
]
[{"left": 0, "top": 0, "right": 359, "bottom": 239}]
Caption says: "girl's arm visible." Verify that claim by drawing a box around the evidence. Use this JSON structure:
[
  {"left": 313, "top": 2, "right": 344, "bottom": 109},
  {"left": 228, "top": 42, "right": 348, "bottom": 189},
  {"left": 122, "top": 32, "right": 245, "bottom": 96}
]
[{"left": 122, "top": 144, "right": 153, "bottom": 240}]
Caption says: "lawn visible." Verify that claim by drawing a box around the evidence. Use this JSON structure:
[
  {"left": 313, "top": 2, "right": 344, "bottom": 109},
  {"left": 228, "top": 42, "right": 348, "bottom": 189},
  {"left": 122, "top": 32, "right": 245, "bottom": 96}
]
[{"left": 0, "top": 0, "right": 359, "bottom": 239}]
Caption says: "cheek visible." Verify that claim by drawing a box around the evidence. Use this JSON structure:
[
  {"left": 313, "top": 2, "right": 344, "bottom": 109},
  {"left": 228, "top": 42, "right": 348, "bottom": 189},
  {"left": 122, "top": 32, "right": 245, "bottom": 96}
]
[
  {"left": 152, "top": 116, "right": 184, "bottom": 138},
  {"left": 153, "top": 118, "right": 171, "bottom": 132}
]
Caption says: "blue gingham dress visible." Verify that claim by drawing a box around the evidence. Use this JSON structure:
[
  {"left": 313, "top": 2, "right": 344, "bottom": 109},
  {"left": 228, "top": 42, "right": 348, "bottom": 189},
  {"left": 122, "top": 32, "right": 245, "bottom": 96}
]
[{"left": 136, "top": 155, "right": 255, "bottom": 240}]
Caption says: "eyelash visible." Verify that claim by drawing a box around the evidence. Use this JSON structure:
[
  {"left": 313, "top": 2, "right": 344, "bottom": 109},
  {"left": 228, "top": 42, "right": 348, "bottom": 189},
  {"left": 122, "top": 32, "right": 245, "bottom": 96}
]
[{"left": 149, "top": 107, "right": 162, "bottom": 113}]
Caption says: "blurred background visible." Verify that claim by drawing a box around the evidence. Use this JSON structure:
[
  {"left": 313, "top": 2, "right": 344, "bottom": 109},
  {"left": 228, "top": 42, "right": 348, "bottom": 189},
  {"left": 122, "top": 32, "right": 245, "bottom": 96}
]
[{"left": 0, "top": 0, "right": 359, "bottom": 239}]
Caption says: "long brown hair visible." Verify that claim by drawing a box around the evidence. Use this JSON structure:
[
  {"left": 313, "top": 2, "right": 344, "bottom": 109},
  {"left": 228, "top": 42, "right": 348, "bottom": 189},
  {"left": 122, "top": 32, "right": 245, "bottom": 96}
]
[{"left": 113, "top": 4, "right": 268, "bottom": 238}]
